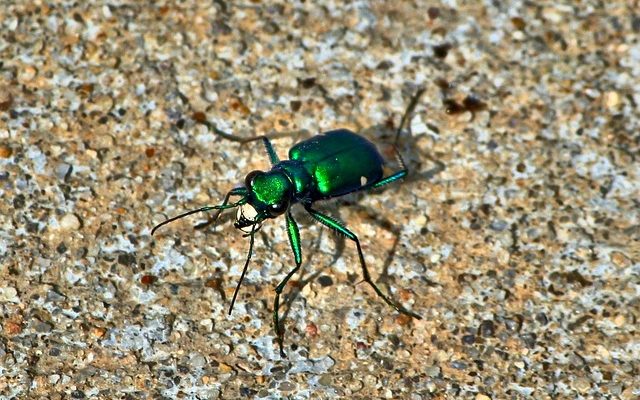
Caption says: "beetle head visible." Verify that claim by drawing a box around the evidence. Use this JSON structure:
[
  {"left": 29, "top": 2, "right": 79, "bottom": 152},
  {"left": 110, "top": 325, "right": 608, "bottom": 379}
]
[{"left": 234, "top": 170, "right": 293, "bottom": 233}]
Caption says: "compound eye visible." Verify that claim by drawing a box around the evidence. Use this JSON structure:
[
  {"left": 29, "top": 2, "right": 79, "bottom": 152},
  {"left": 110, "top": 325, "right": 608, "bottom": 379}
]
[
  {"left": 267, "top": 201, "right": 288, "bottom": 217},
  {"left": 244, "top": 170, "right": 261, "bottom": 188}
]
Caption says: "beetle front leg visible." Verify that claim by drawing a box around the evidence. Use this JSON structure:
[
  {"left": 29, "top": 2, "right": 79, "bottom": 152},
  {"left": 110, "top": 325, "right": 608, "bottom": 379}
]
[
  {"left": 273, "top": 210, "right": 303, "bottom": 357},
  {"left": 193, "top": 186, "right": 248, "bottom": 230}
]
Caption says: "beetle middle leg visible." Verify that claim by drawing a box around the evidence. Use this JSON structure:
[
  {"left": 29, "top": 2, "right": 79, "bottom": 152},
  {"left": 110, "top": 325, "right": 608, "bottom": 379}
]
[{"left": 304, "top": 204, "right": 422, "bottom": 320}]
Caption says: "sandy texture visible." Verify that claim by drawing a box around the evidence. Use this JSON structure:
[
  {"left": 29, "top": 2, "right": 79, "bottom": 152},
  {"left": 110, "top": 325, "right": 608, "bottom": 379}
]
[{"left": 1, "top": 1, "right": 639, "bottom": 399}]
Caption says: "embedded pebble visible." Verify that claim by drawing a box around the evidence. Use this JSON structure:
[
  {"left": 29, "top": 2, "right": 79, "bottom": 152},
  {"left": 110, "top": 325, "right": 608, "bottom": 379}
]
[
  {"left": 0, "top": 145, "right": 12, "bottom": 158},
  {"left": 18, "top": 65, "right": 37, "bottom": 83},
  {"left": 55, "top": 163, "right": 72, "bottom": 180},
  {"left": 59, "top": 214, "right": 81, "bottom": 230},
  {"left": 0, "top": 287, "right": 19, "bottom": 303},
  {"left": 572, "top": 377, "right": 591, "bottom": 393},
  {"left": 603, "top": 91, "right": 620, "bottom": 110}
]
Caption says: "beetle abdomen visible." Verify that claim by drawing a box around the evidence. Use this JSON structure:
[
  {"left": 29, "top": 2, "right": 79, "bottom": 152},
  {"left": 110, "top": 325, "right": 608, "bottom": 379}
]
[{"left": 289, "top": 129, "right": 384, "bottom": 199}]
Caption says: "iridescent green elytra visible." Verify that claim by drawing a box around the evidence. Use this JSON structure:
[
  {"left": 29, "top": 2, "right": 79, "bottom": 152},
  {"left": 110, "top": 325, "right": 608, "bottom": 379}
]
[{"left": 152, "top": 89, "right": 425, "bottom": 357}]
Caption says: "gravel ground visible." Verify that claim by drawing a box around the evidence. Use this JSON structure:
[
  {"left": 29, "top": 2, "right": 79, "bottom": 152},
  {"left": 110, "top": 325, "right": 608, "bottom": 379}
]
[{"left": 1, "top": 1, "right": 639, "bottom": 399}]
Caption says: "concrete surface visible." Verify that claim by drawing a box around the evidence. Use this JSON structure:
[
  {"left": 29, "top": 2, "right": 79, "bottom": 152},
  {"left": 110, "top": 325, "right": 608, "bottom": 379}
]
[{"left": 1, "top": 1, "right": 639, "bottom": 399}]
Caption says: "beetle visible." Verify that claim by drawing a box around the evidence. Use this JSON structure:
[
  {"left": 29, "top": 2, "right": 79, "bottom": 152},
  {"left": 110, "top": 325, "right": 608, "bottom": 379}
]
[{"left": 152, "top": 89, "right": 425, "bottom": 357}]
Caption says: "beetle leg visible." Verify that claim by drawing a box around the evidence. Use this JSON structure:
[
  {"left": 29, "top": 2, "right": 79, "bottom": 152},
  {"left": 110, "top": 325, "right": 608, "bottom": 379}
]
[
  {"left": 228, "top": 223, "right": 257, "bottom": 315},
  {"left": 394, "top": 87, "right": 426, "bottom": 146},
  {"left": 151, "top": 187, "right": 247, "bottom": 235},
  {"left": 370, "top": 87, "right": 426, "bottom": 189},
  {"left": 371, "top": 164, "right": 407, "bottom": 189},
  {"left": 304, "top": 205, "right": 422, "bottom": 320},
  {"left": 260, "top": 136, "right": 280, "bottom": 165},
  {"left": 211, "top": 127, "right": 280, "bottom": 165},
  {"left": 204, "top": 120, "right": 308, "bottom": 165},
  {"left": 205, "top": 120, "right": 300, "bottom": 143},
  {"left": 212, "top": 131, "right": 281, "bottom": 165},
  {"left": 273, "top": 210, "right": 303, "bottom": 357},
  {"left": 194, "top": 186, "right": 248, "bottom": 230},
  {"left": 373, "top": 125, "right": 410, "bottom": 189}
]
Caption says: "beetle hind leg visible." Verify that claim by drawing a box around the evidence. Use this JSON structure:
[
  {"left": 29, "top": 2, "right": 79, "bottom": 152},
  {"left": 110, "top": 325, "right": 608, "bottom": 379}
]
[
  {"left": 371, "top": 86, "right": 426, "bottom": 189},
  {"left": 372, "top": 146, "right": 408, "bottom": 189},
  {"left": 394, "top": 87, "right": 426, "bottom": 146}
]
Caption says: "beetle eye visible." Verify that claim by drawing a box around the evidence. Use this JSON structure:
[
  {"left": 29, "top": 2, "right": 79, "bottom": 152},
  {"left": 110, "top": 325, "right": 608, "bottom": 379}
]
[
  {"left": 267, "top": 201, "right": 288, "bottom": 216},
  {"left": 244, "top": 170, "right": 261, "bottom": 188}
]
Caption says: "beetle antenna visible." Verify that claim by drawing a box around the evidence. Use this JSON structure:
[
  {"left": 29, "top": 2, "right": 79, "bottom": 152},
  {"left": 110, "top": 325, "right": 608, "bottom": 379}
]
[
  {"left": 394, "top": 87, "right": 426, "bottom": 146},
  {"left": 151, "top": 198, "right": 246, "bottom": 236},
  {"left": 229, "top": 223, "right": 257, "bottom": 315}
]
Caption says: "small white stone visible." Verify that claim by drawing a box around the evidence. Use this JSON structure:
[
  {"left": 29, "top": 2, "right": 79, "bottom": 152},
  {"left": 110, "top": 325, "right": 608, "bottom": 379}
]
[
  {"left": 512, "top": 30, "right": 525, "bottom": 41},
  {"left": 410, "top": 115, "right": 428, "bottom": 136},
  {"left": 360, "top": 176, "right": 367, "bottom": 186},
  {"left": 604, "top": 91, "right": 620, "bottom": 110},
  {"left": 199, "top": 318, "right": 213, "bottom": 332},
  {"left": 0, "top": 286, "right": 19, "bottom": 303},
  {"left": 60, "top": 213, "right": 81, "bottom": 230},
  {"left": 18, "top": 65, "right": 37, "bottom": 83},
  {"left": 542, "top": 7, "right": 563, "bottom": 23},
  {"left": 572, "top": 377, "right": 591, "bottom": 393}
]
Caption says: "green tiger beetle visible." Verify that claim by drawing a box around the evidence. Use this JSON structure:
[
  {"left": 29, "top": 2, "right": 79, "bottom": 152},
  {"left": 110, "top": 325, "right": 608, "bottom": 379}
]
[{"left": 152, "top": 89, "right": 425, "bottom": 357}]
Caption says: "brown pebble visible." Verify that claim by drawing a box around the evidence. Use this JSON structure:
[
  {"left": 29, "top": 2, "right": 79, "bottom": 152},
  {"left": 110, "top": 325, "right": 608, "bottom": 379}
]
[
  {"left": 305, "top": 322, "right": 318, "bottom": 337},
  {"left": 433, "top": 43, "right": 452, "bottom": 59},
  {"left": 92, "top": 327, "right": 107, "bottom": 338},
  {"left": 398, "top": 288, "right": 413, "bottom": 302},
  {"left": 218, "top": 363, "right": 233, "bottom": 373},
  {"left": 230, "top": 98, "right": 250, "bottom": 115},
  {"left": 192, "top": 111, "right": 207, "bottom": 123},
  {"left": 396, "top": 314, "right": 413, "bottom": 326},
  {"left": 610, "top": 251, "right": 630, "bottom": 268},
  {"left": 511, "top": 17, "right": 526, "bottom": 30},
  {"left": 427, "top": 7, "right": 440, "bottom": 20},
  {"left": 0, "top": 145, "right": 12, "bottom": 158},
  {"left": 290, "top": 100, "right": 302, "bottom": 112},
  {"left": 278, "top": 381, "right": 296, "bottom": 391},
  {"left": 356, "top": 341, "right": 369, "bottom": 350},
  {"left": 462, "top": 95, "right": 486, "bottom": 112},
  {"left": 4, "top": 321, "right": 22, "bottom": 335},
  {"left": 140, "top": 275, "right": 157, "bottom": 285},
  {"left": 205, "top": 278, "right": 223, "bottom": 289},
  {"left": 0, "top": 95, "right": 12, "bottom": 111},
  {"left": 77, "top": 83, "right": 94, "bottom": 96}
]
